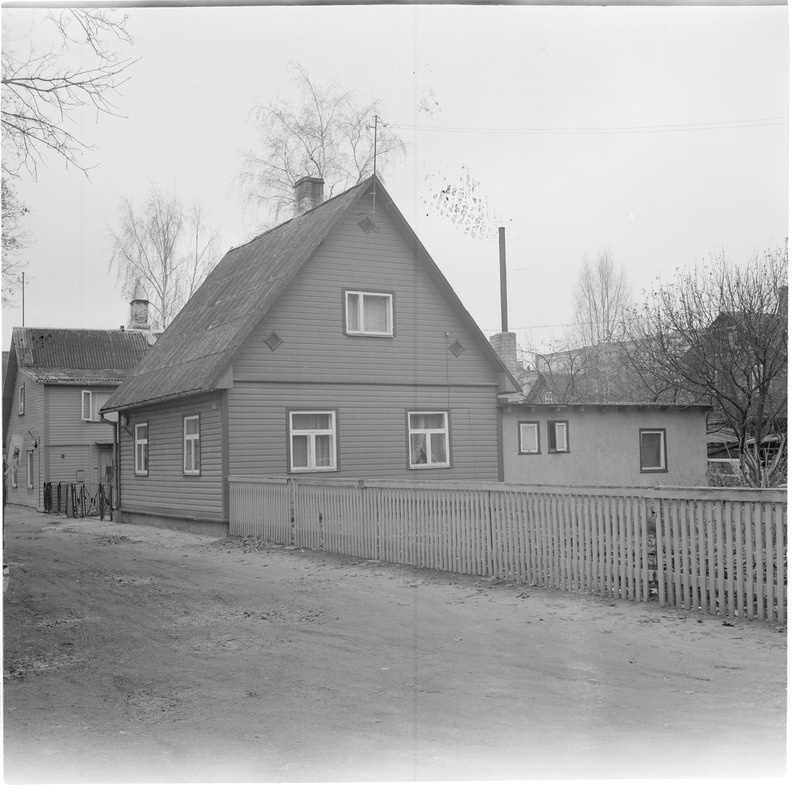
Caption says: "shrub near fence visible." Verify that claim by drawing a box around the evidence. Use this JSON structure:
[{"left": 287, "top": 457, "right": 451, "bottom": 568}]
[{"left": 228, "top": 477, "right": 787, "bottom": 623}]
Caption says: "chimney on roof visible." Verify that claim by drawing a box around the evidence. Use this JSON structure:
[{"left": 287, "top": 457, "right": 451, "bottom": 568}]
[
  {"left": 293, "top": 177, "right": 324, "bottom": 216},
  {"left": 128, "top": 280, "right": 151, "bottom": 331},
  {"left": 490, "top": 330, "right": 531, "bottom": 398}
]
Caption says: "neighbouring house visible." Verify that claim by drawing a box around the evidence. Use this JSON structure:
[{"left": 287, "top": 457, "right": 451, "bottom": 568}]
[
  {"left": 489, "top": 331, "right": 711, "bottom": 487},
  {"left": 499, "top": 400, "right": 710, "bottom": 487},
  {"left": 101, "top": 175, "right": 519, "bottom": 534},
  {"left": 3, "top": 303, "right": 154, "bottom": 510}
]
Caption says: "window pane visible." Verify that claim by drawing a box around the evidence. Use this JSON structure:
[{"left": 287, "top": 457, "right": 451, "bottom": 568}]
[
  {"left": 346, "top": 293, "right": 360, "bottom": 331},
  {"left": 185, "top": 417, "right": 199, "bottom": 435},
  {"left": 185, "top": 440, "right": 193, "bottom": 471},
  {"left": 315, "top": 435, "right": 332, "bottom": 467},
  {"left": 292, "top": 413, "right": 331, "bottom": 431},
  {"left": 292, "top": 435, "right": 309, "bottom": 468},
  {"left": 363, "top": 294, "right": 390, "bottom": 333},
  {"left": 83, "top": 392, "right": 92, "bottom": 419},
  {"left": 556, "top": 423, "right": 567, "bottom": 451},
  {"left": 641, "top": 432, "right": 663, "bottom": 469},
  {"left": 429, "top": 433, "right": 447, "bottom": 463},
  {"left": 409, "top": 433, "right": 428, "bottom": 464},
  {"left": 520, "top": 424, "right": 539, "bottom": 452},
  {"left": 410, "top": 412, "right": 444, "bottom": 430}
]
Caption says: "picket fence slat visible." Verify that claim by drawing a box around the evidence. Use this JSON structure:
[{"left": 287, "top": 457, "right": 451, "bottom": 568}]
[{"left": 227, "top": 477, "right": 787, "bottom": 623}]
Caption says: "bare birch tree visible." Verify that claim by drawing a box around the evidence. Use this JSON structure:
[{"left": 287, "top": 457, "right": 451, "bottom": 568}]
[
  {"left": 240, "top": 63, "right": 406, "bottom": 222},
  {"left": 1, "top": 176, "right": 31, "bottom": 306},
  {"left": 623, "top": 245, "right": 788, "bottom": 486},
  {"left": 108, "top": 187, "right": 219, "bottom": 331},
  {"left": 1, "top": 8, "right": 136, "bottom": 178},
  {"left": 573, "top": 250, "right": 631, "bottom": 346}
]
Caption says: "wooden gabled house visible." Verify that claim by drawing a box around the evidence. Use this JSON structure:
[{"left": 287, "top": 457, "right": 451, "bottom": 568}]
[
  {"left": 102, "top": 176, "right": 519, "bottom": 534},
  {"left": 3, "top": 326, "right": 151, "bottom": 509}
]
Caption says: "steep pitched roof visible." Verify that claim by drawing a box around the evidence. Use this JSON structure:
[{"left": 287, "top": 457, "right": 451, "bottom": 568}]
[
  {"left": 12, "top": 327, "right": 150, "bottom": 383},
  {"left": 2, "top": 327, "right": 150, "bottom": 435},
  {"left": 105, "top": 176, "right": 518, "bottom": 411}
]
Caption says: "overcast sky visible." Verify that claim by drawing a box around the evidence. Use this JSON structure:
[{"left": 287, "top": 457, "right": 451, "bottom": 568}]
[{"left": 1, "top": 1, "right": 790, "bottom": 353}]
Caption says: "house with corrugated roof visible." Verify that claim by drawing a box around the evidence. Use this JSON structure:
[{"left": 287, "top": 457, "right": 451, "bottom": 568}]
[
  {"left": 101, "top": 176, "right": 519, "bottom": 534},
  {"left": 3, "top": 314, "right": 152, "bottom": 510}
]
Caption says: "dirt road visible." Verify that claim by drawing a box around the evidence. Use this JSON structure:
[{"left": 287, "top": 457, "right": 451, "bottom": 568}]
[{"left": 2, "top": 505, "right": 786, "bottom": 783}]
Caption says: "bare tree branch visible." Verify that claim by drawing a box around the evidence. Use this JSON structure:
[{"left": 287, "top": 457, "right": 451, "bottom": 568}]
[
  {"left": 108, "top": 187, "right": 219, "bottom": 331},
  {"left": 240, "top": 63, "right": 406, "bottom": 223},
  {"left": 1, "top": 9, "right": 137, "bottom": 179}
]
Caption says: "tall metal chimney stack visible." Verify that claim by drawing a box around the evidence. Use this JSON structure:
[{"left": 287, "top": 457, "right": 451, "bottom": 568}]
[{"left": 499, "top": 227, "right": 508, "bottom": 332}]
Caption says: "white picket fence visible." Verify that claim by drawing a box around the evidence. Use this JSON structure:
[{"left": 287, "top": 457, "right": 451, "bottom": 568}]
[{"left": 229, "top": 476, "right": 787, "bottom": 622}]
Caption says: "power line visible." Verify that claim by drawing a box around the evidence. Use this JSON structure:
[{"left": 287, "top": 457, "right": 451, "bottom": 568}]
[{"left": 397, "top": 116, "right": 788, "bottom": 136}]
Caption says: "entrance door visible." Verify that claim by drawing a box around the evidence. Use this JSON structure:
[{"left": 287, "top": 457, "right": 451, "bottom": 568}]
[{"left": 97, "top": 445, "right": 114, "bottom": 485}]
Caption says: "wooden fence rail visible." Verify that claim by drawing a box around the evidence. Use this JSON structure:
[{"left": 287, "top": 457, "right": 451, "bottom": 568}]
[{"left": 228, "top": 477, "right": 787, "bottom": 623}]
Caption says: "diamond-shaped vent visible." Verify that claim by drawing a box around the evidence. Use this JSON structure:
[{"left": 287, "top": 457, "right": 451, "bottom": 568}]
[
  {"left": 448, "top": 339, "right": 465, "bottom": 358},
  {"left": 264, "top": 331, "right": 283, "bottom": 351},
  {"left": 358, "top": 215, "right": 377, "bottom": 234}
]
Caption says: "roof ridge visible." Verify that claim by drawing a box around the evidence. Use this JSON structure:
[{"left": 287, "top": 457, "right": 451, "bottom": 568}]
[{"left": 226, "top": 177, "right": 372, "bottom": 255}]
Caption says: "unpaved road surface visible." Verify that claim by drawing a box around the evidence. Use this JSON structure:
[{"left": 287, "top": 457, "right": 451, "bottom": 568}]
[{"left": 2, "top": 505, "right": 786, "bottom": 784}]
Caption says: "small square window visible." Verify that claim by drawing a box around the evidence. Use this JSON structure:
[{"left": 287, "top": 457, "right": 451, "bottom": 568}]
[
  {"left": 518, "top": 421, "right": 540, "bottom": 454},
  {"left": 345, "top": 291, "right": 393, "bottom": 336},
  {"left": 640, "top": 429, "right": 667, "bottom": 473},
  {"left": 408, "top": 411, "right": 451, "bottom": 469},
  {"left": 547, "top": 420, "right": 569, "bottom": 453},
  {"left": 289, "top": 411, "right": 337, "bottom": 472}
]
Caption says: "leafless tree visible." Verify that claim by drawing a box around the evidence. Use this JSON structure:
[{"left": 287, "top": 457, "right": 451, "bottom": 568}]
[
  {"left": 240, "top": 63, "right": 406, "bottom": 222},
  {"left": 1, "top": 8, "right": 136, "bottom": 179},
  {"left": 108, "top": 187, "right": 219, "bottom": 331},
  {"left": 573, "top": 250, "right": 631, "bottom": 347},
  {"left": 1, "top": 176, "right": 31, "bottom": 306},
  {"left": 623, "top": 245, "right": 788, "bottom": 486}
]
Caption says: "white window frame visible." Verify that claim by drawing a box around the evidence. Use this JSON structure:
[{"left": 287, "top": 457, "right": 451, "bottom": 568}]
[
  {"left": 134, "top": 422, "right": 149, "bottom": 475},
  {"left": 288, "top": 411, "right": 337, "bottom": 473},
  {"left": 18, "top": 383, "right": 25, "bottom": 415},
  {"left": 407, "top": 410, "right": 451, "bottom": 469},
  {"left": 26, "top": 450, "right": 34, "bottom": 489},
  {"left": 640, "top": 428, "right": 667, "bottom": 473},
  {"left": 183, "top": 415, "right": 201, "bottom": 475},
  {"left": 518, "top": 421, "right": 540, "bottom": 455},
  {"left": 81, "top": 390, "right": 113, "bottom": 422},
  {"left": 344, "top": 290, "right": 394, "bottom": 337},
  {"left": 547, "top": 420, "right": 569, "bottom": 453}
]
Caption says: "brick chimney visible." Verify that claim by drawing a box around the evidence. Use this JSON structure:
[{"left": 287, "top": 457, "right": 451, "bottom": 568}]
[
  {"left": 128, "top": 280, "right": 151, "bottom": 331},
  {"left": 294, "top": 177, "right": 325, "bottom": 215}
]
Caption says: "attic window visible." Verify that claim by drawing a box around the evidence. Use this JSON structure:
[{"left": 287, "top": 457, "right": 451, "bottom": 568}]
[
  {"left": 264, "top": 331, "right": 283, "bottom": 351},
  {"left": 345, "top": 291, "right": 394, "bottom": 337},
  {"left": 448, "top": 339, "right": 465, "bottom": 358}
]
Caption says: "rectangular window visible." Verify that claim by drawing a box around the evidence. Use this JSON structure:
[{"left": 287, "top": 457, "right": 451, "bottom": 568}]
[
  {"left": 547, "top": 420, "right": 569, "bottom": 453},
  {"left": 134, "top": 422, "right": 149, "bottom": 475},
  {"left": 18, "top": 383, "right": 25, "bottom": 415},
  {"left": 408, "top": 411, "right": 451, "bottom": 469},
  {"left": 640, "top": 429, "right": 667, "bottom": 473},
  {"left": 289, "top": 411, "right": 337, "bottom": 472},
  {"left": 26, "top": 450, "right": 34, "bottom": 488},
  {"left": 82, "top": 390, "right": 114, "bottom": 422},
  {"left": 518, "top": 421, "right": 540, "bottom": 454},
  {"left": 344, "top": 290, "right": 393, "bottom": 336},
  {"left": 183, "top": 415, "right": 201, "bottom": 475}
]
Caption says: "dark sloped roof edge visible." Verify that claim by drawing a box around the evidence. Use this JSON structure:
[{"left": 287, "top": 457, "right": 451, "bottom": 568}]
[
  {"left": 102, "top": 180, "right": 375, "bottom": 412},
  {"left": 376, "top": 180, "right": 521, "bottom": 393},
  {"left": 102, "top": 386, "right": 224, "bottom": 414},
  {"left": 507, "top": 401, "right": 713, "bottom": 411}
]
